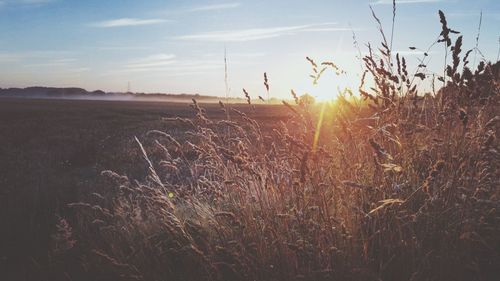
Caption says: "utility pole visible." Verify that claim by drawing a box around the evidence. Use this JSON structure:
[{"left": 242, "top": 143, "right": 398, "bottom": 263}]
[{"left": 224, "top": 47, "right": 230, "bottom": 120}]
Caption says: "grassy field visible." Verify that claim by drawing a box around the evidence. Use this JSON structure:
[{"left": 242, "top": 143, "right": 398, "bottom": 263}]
[
  {"left": 0, "top": 98, "right": 288, "bottom": 280},
  {"left": 1, "top": 9, "right": 500, "bottom": 281}
]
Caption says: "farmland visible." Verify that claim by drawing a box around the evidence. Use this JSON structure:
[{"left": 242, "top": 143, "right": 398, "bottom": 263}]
[
  {"left": 0, "top": 98, "right": 288, "bottom": 280},
  {"left": 0, "top": 4, "right": 499, "bottom": 281}
]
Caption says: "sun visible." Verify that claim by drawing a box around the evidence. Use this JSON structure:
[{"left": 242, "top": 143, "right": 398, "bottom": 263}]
[
  {"left": 298, "top": 78, "right": 358, "bottom": 102},
  {"left": 289, "top": 64, "right": 360, "bottom": 102}
]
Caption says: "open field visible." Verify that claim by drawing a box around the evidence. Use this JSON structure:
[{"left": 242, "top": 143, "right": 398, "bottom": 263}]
[
  {"left": 0, "top": 98, "right": 288, "bottom": 280},
  {"left": 1, "top": 74, "right": 499, "bottom": 281}
]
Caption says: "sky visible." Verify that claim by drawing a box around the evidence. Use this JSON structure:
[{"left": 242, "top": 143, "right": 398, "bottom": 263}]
[{"left": 0, "top": 0, "right": 498, "bottom": 100}]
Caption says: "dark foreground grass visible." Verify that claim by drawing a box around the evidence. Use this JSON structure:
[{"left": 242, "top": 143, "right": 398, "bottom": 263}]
[{"left": 0, "top": 98, "right": 288, "bottom": 280}]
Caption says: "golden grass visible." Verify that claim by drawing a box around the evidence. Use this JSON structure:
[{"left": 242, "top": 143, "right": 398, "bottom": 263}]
[{"left": 52, "top": 9, "right": 500, "bottom": 281}]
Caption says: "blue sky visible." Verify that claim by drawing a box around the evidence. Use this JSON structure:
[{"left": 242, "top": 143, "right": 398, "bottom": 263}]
[{"left": 0, "top": 0, "right": 498, "bottom": 99}]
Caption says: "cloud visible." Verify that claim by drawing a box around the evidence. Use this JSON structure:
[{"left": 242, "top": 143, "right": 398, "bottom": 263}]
[
  {"left": 124, "top": 54, "right": 176, "bottom": 71},
  {"left": 0, "top": 53, "right": 23, "bottom": 62},
  {"left": 17, "top": 57, "right": 89, "bottom": 75},
  {"left": 24, "top": 58, "right": 77, "bottom": 67},
  {"left": 0, "top": 50, "right": 72, "bottom": 62},
  {"left": 160, "top": 2, "right": 240, "bottom": 16},
  {"left": 107, "top": 54, "right": 228, "bottom": 75},
  {"left": 175, "top": 23, "right": 348, "bottom": 42},
  {"left": 91, "top": 18, "right": 168, "bottom": 28},
  {"left": 64, "top": 67, "right": 90, "bottom": 73},
  {"left": 301, "top": 27, "right": 353, "bottom": 32},
  {"left": 95, "top": 46, "right": 153, "bottom": 51},
  {"left": 371, "top": 0, "right": 444, "bottom": 4},
  {"left": 107, "top": 52, "right": 264, "bottom": 76},
  {"left": 189, "top": 2, "right": 240, "bottom": 12},
  {"left": 222, "top": 52, "right": 266, "bottom": 58}
]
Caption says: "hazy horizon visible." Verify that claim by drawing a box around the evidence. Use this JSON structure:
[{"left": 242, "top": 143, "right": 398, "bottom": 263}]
[{"left": 0, "top": 0, "right": 498, "bottom": 100}]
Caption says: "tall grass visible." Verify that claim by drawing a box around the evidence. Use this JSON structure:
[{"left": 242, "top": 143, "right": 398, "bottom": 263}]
[{"left": 53, "top": 9, "right": 499, "bottom": 281}]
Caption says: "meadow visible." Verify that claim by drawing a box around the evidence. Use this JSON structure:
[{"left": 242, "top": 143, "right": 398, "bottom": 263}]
[
  {"left": 0, "top": 98, "right": 288, "bottom": 280},
  {"left": 1, "top": 9, "right": 500, "bottom": 281}
]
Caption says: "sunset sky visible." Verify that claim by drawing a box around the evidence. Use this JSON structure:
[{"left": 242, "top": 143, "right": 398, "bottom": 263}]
[{"left": 0, "top": 0, "right": 498, "bottom": 100}]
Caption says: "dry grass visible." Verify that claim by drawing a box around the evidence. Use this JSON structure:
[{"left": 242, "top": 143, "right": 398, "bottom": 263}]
[{"left": 41, "top": 9, "right": 500, "bottom": 281}]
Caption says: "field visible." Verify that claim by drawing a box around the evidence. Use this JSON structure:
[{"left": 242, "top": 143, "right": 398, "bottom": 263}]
[
  {"left": 1, "top": 8, "right": 500, "bottom": 281},
  {"left": 0, "top": 98, "right": 288, "bottom": 280}
]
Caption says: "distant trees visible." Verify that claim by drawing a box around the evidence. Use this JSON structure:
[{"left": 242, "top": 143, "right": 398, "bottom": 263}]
[{"left": 299, "top": 93, "right": 316, "bottom": 106}]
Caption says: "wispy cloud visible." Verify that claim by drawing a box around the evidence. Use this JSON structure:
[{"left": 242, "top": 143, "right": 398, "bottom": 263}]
[
  {"left": 24, "top": 58, "right": 77, "bottom": 67},
  {"left": 91, "top": 18, "right": 168, "bottom": 28},
  {"left": 64, "top": 67, "right": 90, "bottom": 73},
  {"left": 0, "top": 50, "right": 73, "bottom": 62},
  {"left": 175, "top": 23, "right": 348, "bottom": 42},
  {"left": 221, "top": 52, "right": 266, "bottom": 58},
  {"left": 106, "top": 54, "right": 229, "bottom": 75},
  {"left": 189, "top": 2, "right": 240, "bottom": 12},
  {"left": 160, "top": 2, "right": 240, "bottom": 16},
  {"left": 94, "top": 46, "right": 154, "bottom": 51},
  {"left": 123, "top": 54, "right": 176, "bottom": 71},
  {"left": 0, "top": 53, "right": 23, "bottom": 62},
  {"left": 371, "top": 0, "right": 444, "bottom": 5},
  {"left": 302, "top": 27, "right": 354, "bottom": 32},
  {"left": 17, "top": 57, "right": 89, "bottom": 74}
]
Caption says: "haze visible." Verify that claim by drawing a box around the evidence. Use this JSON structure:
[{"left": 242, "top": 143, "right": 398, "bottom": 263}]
[{"left": 0, "top": 0, "right": 498, "bottom": 100}]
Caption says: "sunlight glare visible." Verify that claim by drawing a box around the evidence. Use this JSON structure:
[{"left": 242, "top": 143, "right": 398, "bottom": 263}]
[{"left": 312, "top": 101, "right": 327, "bottom": 152}]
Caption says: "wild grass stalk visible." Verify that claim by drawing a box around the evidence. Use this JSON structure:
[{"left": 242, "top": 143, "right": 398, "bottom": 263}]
[{"left": 50, "top": 6, "right": 500, "bottom": 281}]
